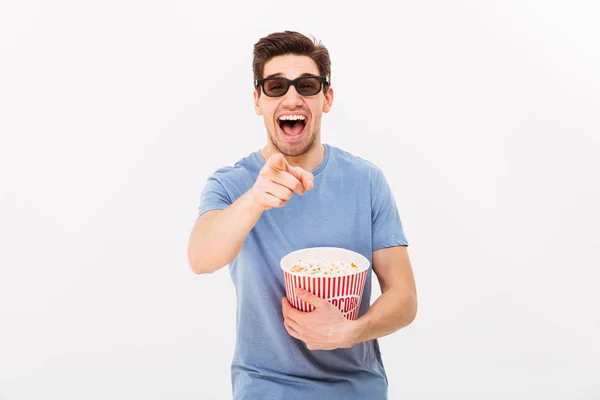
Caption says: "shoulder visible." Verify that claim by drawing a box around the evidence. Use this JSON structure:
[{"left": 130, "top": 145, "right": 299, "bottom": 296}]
[
  {"left": 327, "top": 144, "right": 385, "bottom": 181},
  {"left": 206, "top": 151, "right": 261, "bottom": 190}
]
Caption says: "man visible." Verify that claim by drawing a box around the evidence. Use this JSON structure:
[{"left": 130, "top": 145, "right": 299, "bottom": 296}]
[{"left": 188, "top": 30, "right": 417, "bottom": 399}]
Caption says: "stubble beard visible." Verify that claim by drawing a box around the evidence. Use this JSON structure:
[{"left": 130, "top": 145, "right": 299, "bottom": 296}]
[{"left": 268, "top": 115, "right": 320, "bottom": 157}]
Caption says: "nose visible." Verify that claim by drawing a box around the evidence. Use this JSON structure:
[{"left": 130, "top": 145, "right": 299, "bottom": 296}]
[{"left": 280, "top": 84, "right": 303, "bottom": 108}]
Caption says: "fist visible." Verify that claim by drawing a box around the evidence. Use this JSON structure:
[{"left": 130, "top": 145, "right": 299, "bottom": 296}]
[{"left": 250, "top": 153, "right": 314, "bottom": 210}]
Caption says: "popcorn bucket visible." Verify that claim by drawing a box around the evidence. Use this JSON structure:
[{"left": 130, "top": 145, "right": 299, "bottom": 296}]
[{"left": 280, "top": 247, "right": 370, "bottom": 320}]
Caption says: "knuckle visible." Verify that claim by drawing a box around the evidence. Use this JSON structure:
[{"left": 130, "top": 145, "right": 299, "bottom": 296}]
[{"left": 288, "top": 181, "right": 298, "bottom": 192}]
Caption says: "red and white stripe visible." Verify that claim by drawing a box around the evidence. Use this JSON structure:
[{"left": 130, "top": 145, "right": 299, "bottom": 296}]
[{"left": 283, "top": 270, "right": 368, "bottom": 320}]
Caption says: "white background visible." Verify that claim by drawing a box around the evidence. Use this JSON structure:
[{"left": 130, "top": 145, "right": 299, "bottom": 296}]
[{"left": 1, "top": 0, "right": 599, "bottom": 399}]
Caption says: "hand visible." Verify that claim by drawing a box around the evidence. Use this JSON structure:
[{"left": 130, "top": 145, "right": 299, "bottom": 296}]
[
  {"left": 249, "top": 153, "right": 314, "bottom": 210},
  {"left": 281, "top": 288, "right": 361, "bottom": 351}
]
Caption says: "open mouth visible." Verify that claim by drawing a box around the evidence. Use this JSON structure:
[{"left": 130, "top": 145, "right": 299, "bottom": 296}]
[{"left": 277, "top": 114, "right": 308, "bottom": 139}]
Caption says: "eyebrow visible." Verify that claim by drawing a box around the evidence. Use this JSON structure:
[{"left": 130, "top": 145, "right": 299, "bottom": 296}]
[{"left": 263, "top": 72, "right": 318, "bottom": 79}]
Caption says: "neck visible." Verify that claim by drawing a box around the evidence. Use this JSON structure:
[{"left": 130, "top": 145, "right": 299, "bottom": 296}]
[{"left": 260, "top": 141, "right": 325, "bottom": 172}]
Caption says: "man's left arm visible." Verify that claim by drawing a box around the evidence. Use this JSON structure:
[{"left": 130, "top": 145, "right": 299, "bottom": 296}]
[
  {"left": 282, "top": 245, "right": 417, "bottom": 350},
  {"left": 352, "top": 244, "right": 417, "bottom": 345}
]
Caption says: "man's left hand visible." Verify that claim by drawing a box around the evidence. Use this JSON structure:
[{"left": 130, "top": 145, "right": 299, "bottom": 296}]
[{"left": 281, "top": 287, "right": 361, "bottom": 351}]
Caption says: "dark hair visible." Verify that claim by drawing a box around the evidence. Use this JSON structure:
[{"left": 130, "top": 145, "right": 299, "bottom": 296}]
[{"left": 253, "top": 31, "right": 331, "bottom": 94}]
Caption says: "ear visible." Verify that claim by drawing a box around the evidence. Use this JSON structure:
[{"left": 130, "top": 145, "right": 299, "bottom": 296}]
[
  {"left": 322, "top": 86, "right": 334, "bottom": 113},
  {"left": 253, "top": 89, "right": 262, "bottom": 116}
]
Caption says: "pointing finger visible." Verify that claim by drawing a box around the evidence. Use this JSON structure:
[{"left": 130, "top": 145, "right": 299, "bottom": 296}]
[{"left": 267, "top": 153, "right": 291, "bottom": 173}]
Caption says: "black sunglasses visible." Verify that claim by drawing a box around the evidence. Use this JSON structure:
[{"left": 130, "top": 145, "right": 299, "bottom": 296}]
[{"left": 256, "top": 75, "right": 329, "bottom": 97}]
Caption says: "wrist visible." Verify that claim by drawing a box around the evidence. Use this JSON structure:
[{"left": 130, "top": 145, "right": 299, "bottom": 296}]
[
  {"left": 347, "top": 315, "right": 370, "bottom": 347},
  {"left": 242, "top": 188, "right": 266, "bottom": 213}
]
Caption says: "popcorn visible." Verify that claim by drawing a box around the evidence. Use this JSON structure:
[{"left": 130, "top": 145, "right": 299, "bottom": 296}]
[
  {"left": 288, "top": 259, "right": 361, "bottom": 276},
  {"left": 281, "top": 247, "right": 371, "bottom": 320}
]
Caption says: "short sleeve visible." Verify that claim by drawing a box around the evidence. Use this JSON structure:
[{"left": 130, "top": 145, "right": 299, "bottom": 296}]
[
  {"left": 197, "top": 174, "right": 232, "bottom": 218},
  {"left": 371, "top": 168, "right": 408, "bottom": 250}
]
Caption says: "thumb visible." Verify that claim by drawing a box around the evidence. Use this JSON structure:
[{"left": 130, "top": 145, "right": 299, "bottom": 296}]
[
  {"left": 267, "top": 153, "right": 291, "bottom": 172},
  {"left": 291, "top": 166, "right": 314, "bottom": 191}
]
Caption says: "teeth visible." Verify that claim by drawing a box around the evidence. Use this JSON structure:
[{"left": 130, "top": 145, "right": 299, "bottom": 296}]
[{"left": 279, "top": 115, "right": 306, "bottom": 121}]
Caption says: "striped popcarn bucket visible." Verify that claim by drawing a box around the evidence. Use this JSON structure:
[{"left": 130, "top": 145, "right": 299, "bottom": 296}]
[{"left": 280, "top": 247, "right": 370, "bottom": 321}]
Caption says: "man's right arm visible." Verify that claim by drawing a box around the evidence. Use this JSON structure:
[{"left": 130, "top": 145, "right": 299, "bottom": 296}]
[
  {"left": 187, "top": 153, "right": 314, "bottom": 275},
  {"left": 187, "top": 190, "right": 264, "bottom": 274}
]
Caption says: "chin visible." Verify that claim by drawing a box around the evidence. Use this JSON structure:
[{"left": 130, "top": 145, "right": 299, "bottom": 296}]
[{"left": 272, "top": 133, "right": 315, "bottom": 158}]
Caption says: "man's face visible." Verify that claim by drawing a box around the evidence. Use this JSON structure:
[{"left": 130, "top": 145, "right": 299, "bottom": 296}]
[{"left": 254, "top": 54, "right": 334, "bottom": 157}]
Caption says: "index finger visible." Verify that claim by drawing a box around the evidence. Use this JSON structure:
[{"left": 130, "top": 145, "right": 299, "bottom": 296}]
[
  {"left": 295, "top": 287, "right": 328, "bottom": 308},
  {"left": 267, "top": 153, "right": 292, "bottom": 173}
]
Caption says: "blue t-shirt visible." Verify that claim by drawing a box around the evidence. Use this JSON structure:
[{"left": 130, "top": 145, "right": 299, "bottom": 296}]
[{"left": 198, "top": 143, "right": 408, "bottom": 400}]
